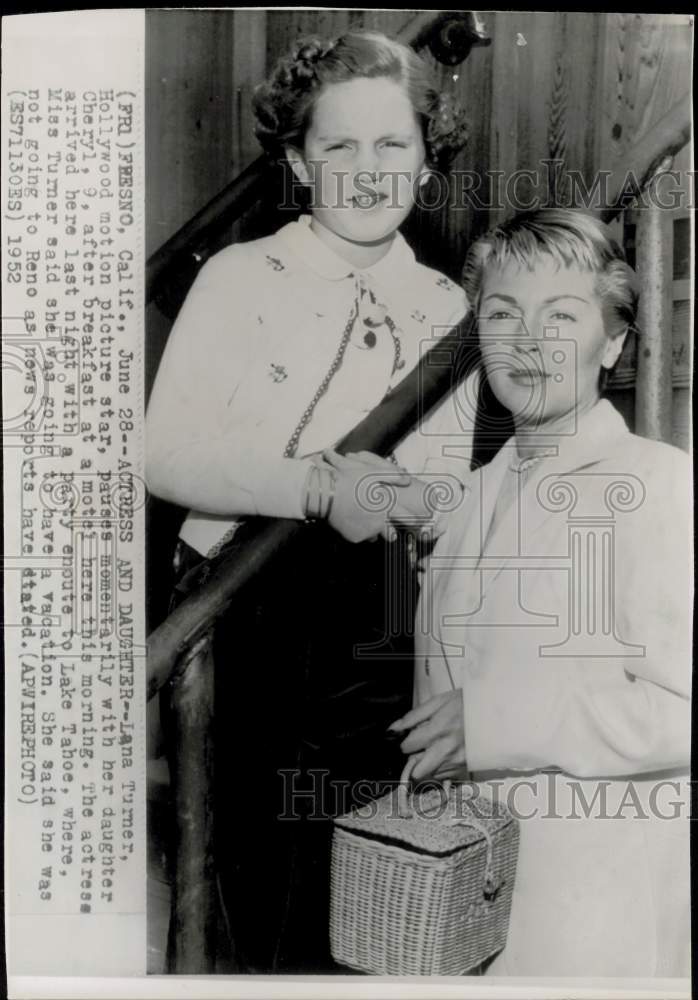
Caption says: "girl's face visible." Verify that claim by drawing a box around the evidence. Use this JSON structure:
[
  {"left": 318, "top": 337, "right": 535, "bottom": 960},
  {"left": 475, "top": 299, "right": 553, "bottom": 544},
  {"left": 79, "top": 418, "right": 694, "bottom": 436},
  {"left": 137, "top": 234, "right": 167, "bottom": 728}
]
[
  {"left": 478, "top": 255, "right": 626, "bottom": 431},
  {"left": 290, "top": 76, "right": 426, "bottom": 262}
]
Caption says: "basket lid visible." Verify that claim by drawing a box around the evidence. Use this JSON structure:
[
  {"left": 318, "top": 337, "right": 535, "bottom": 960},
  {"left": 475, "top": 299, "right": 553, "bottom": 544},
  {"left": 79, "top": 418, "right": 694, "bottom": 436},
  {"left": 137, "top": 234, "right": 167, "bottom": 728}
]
[{"left": 334, "top": 785, "right": 515, "bottom": 857}]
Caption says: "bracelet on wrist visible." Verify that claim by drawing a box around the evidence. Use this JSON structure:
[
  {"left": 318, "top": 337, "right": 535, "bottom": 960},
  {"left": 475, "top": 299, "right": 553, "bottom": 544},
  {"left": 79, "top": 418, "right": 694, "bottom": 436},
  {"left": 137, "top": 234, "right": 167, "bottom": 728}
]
[
  {"left": 303, "top": 463, "right": 320, "bottom": 520},
  {"left": 324, "top": 468, "right": 337, "bottom": 520},
  {"left": 303, "top": 462, "right": 338, "bottom": 521}
]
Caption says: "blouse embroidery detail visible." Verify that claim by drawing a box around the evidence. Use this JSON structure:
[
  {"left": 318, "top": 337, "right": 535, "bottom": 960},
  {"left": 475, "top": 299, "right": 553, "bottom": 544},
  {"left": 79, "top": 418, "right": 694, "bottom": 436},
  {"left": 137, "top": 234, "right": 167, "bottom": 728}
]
[{"left": 354, "top": 275, "right": 404, "bottom": 374}]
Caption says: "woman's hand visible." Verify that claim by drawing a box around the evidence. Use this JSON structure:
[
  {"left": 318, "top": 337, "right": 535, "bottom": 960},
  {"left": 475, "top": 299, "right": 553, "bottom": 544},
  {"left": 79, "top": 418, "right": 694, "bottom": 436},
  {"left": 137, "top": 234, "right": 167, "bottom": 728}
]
[
  {"left": 389, "top": 690, "right": 468, "bottom": 782},
  {"left": 322, "top": 449, "right": 448, "bottom": 544}
]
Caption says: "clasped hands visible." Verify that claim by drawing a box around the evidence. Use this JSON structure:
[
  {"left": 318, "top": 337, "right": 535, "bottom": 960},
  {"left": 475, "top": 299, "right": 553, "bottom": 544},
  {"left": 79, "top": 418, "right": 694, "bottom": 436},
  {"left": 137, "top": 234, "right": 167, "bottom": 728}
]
[{"left": 317, "top": 448, "right": 446, "bottom": 545}]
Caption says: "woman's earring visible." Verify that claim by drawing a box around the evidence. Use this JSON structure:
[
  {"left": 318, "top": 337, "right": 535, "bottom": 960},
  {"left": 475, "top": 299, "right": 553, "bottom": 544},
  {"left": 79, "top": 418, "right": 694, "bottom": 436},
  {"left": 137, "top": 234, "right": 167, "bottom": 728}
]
[{"left": 419, "top": 171, "right": 433, "bottom": 189}]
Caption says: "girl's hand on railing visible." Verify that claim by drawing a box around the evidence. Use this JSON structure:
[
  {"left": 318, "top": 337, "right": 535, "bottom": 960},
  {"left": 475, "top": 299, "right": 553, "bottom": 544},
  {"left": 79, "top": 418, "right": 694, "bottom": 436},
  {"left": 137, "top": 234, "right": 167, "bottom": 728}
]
[
  {"left": 321, "top": 449, "right": 413, "bottom": 543},
  {"left": 320, "top": 449, "right": 453, "bottom": 544}
]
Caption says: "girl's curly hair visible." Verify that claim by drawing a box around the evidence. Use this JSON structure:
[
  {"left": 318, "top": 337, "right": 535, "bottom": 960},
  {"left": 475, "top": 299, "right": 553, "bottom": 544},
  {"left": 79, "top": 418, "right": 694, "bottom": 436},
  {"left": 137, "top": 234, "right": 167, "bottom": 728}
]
[{"left": 253, "top": 31, "right": 468, "bottom": 170}]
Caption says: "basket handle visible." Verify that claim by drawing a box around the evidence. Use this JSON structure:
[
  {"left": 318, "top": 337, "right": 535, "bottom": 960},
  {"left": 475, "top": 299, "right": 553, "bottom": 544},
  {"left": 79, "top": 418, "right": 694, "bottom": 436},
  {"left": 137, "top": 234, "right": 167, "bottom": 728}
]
[
  {"left": 398, "top": 755, "right": 500, "bottom": 902},
  {"left": 397, "top": 754, "right": 451, "bottom": 817}
]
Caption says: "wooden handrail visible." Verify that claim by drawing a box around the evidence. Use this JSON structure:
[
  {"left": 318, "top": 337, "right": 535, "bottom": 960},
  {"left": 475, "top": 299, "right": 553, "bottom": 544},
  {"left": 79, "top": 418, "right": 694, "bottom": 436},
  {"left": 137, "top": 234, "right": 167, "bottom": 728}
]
[{"left": 145, "top": 11, "right": 490, "bottom": 307}]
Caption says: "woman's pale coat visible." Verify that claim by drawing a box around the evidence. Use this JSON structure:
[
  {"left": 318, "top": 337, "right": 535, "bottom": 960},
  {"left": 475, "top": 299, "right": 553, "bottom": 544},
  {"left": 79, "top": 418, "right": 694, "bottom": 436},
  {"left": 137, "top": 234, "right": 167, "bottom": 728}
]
[{"left": 414, "top": 400, "right": 692, "bottom": 976}]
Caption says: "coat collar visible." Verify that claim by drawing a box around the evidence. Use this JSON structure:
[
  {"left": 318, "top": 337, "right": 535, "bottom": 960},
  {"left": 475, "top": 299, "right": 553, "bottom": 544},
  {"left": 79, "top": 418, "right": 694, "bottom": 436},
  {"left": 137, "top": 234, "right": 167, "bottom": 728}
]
[
  {"left": 276, "top": 213, "right": 417, "bottom": 290},
  {"left": 435, "top": 400, "right": 633, "bottom": 615},
  {"left": 428, "top": 400, "right": 635, "bottom": 661},
  {"left": 500, "top": 398, "right": 631, "bottom": 479},
  {"left": 477, "top": 399, "right": 632, "bottom": 581}
]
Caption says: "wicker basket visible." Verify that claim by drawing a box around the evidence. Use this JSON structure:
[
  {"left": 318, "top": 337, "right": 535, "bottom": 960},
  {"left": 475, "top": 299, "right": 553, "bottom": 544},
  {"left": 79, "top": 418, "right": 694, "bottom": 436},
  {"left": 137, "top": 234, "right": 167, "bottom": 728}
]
[{"left": 330, "top": 778, "right": 519, "bottom": 975}]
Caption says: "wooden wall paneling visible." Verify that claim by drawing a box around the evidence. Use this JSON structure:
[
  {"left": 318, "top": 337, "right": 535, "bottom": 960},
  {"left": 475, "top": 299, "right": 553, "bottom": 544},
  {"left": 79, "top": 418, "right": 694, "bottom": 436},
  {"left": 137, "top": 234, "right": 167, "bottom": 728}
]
[
  {"left": 485, "top": 12, "right": 607, "bottom": 213},
  {"left": 542, "top": 12, "right": 570, "bottom": 203},
  {"left": 506, "top": 12, "right": 602, "bottom": 208},
  {"left": 359, "top": 10, "right": 416, "bottom": 37},
  {"left": 596, "top": 13, "right": 693, "bottom": 168},
  {"left": 487, "top": 11, "right": 525, "bottom": 225},
  {"left": 515, "top": 11, "right": 556, "bottom": 205},
  {"left": 264, "top": 10, "right": 424, "bottom": 69},
  {"left": 231, "top": 11, "right": 266, "bottom": 177},
  {"left": 486, "top": 10, "right": 566, "bottom": 221},
  {"left": 578, "top": 12, "right": 626, "bottom": 263},
  {"left": 626, "top": 15, "right": 692, "bottom": 141},
  {"left": 229, "top": 10, "right": 267, "bottom": 245},
  {"left": 595, "top": 12, "right": 625, "bottom": 173},
  {"left": 146, "top": 10, "right": 235, "bottom": 257},
  {"left": 560, "top": 13, "right": 604, "bottom": 200},
  {"left": 265, "top": 8, "right": 352, "bottom": 65},
  {"left": 146, "top": 9, "right": 236, "bottom": 401}
]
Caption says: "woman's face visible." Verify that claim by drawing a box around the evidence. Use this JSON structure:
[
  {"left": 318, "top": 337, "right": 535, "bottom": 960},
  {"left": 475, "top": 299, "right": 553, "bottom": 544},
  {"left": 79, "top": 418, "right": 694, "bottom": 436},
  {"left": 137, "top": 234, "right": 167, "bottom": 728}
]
[
  {"left": 478, "top": 255, "right": 625, "bottom": 430},
  {"left": 290, "top": 76, "right": 426, "bottom": 257}
]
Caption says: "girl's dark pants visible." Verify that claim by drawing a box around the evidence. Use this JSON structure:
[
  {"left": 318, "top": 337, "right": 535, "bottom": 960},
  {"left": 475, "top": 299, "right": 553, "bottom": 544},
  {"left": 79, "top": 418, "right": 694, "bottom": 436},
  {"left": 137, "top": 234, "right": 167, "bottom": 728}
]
[{"left": 167, "top": 523, "right": 414, "bottom": 973}]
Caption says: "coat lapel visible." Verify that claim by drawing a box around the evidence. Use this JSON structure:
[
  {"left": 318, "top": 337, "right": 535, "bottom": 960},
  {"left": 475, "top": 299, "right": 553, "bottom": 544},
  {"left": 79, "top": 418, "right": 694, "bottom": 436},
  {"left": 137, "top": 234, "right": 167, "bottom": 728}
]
[
  {"left": 426, "top": 449, "right": 509, "bottom": 658},
  {"left": 477, "top": 401, "right": 633, "bottom": 597},
  {"left": 418, "top": 400, "right": 633, "bottom": 694}
]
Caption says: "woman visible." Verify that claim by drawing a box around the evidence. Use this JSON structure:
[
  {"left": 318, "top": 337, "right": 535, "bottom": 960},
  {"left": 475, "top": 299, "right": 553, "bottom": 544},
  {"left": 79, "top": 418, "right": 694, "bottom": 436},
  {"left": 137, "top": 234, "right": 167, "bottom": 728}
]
[
  {"left": 390, "top": 209, "right": 691, "bottom": 976},
  {"left": 146, "top": 31, "right": 476, "bottom": 971}
]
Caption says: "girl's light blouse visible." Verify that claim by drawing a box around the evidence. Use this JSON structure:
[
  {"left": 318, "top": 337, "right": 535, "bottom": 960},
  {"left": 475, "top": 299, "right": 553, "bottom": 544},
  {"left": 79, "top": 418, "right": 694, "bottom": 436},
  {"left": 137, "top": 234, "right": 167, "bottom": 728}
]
[{"left": 145, "top": 215, "right": 474, "bottom": 555}]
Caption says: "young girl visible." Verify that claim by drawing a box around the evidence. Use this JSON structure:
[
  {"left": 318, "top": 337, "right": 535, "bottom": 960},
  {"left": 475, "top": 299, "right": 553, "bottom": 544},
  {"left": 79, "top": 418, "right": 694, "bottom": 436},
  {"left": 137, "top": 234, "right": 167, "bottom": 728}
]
[
  {"left": 391, "top": 209, "right": 691, "bottom": 976},
  {"left": 146, "top": 31, "right": 475, "bottom": 972}
]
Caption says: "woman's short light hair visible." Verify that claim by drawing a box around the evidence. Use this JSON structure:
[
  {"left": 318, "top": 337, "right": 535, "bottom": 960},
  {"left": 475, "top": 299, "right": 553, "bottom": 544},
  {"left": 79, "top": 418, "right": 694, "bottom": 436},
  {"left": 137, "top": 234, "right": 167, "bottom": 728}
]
[{"left": 463, "top": 208, "right": 640, "bottom": 340}]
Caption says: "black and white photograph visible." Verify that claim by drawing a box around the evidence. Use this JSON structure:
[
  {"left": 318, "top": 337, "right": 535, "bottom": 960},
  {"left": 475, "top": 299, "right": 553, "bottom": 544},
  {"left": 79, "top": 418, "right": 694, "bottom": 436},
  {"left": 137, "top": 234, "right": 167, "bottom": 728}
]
[
  {"left": 1, "top": 7, "right": 693, "bottom": 999},
  {"left": 143, "top": 7, "right": 693, "bottom": 986}
]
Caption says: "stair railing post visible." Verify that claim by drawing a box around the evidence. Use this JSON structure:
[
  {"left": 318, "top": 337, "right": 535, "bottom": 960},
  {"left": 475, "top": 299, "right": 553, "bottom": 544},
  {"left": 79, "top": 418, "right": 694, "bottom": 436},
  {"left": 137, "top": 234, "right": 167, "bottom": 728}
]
[
  {"left": 633, "top": 174, "right": 675, "bottom": 444},
  {"left": 166, "top": 631, "right": 217, "bottom": 974}
]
